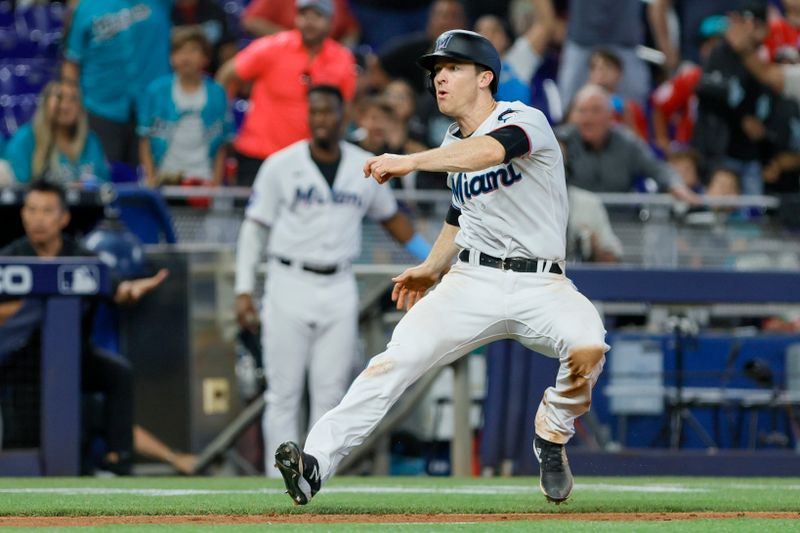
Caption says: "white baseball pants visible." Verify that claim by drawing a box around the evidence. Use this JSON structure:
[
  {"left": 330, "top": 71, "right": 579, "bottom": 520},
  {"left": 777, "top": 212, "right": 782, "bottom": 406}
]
[
  {"left": 261, "top": 260, "right": 358, "bottom": 478},
  {"left": 304, "top": 259, "right": 608, "bottom": 481}
]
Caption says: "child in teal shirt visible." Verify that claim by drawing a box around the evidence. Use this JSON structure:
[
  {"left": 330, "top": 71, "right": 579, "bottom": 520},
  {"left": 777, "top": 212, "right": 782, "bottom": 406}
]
[{"left": 138, "top": 25, "right": 231, "bottom": 186}]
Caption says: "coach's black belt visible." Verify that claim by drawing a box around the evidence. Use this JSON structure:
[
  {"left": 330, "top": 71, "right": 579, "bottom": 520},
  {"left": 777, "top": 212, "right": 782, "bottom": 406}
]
[
  {"left": 277, "top": 257, "right": 338, "bottom": 275},
  {"left": 459, "top": 249, "right": 562, "bottom": 274}
]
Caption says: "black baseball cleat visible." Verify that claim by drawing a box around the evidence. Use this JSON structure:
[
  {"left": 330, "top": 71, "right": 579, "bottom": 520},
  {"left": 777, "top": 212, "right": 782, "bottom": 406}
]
[
  {"left": 274, "top": 441, "right": 321, "bottom": 505},
  {"left": 533, "top": 434, "right": 573, "bottom": 504}
]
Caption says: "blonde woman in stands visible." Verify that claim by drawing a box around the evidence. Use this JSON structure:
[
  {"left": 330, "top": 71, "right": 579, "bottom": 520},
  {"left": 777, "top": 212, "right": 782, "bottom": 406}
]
[{"left": 4, "top": 79, "right": 110, "bottom": 185}]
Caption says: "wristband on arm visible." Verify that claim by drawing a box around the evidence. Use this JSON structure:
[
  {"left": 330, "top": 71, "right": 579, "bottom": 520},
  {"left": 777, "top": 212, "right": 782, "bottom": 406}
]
[{"left": 404, "top": 233, "right": 432, "bottom": 261}]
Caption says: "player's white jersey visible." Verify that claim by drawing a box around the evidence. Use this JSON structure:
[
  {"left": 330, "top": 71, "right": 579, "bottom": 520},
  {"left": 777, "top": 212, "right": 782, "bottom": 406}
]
[
  {"left": 246, "top": 140, "right": 398, "bottom": 265},
  {"left": 445, "top": 100, "right": 568, "bottom": 261}
]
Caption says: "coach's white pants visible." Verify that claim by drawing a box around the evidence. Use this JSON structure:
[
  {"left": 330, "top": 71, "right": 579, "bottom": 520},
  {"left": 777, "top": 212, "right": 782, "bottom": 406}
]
[
  {"left": 304, "top": 260, "right": 608, "bottom": 481},
  {"left": 262, "top": 260, "right": 358, "bottom": 478}
]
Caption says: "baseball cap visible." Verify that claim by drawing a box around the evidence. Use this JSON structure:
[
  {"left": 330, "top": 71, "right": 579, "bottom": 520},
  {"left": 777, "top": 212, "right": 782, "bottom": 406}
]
[
  {"left": 698, "top": 15, "right": 728, "bottom": 40},
  {"left": 296, "top": 0, "right": 334, "bottom": 18}
]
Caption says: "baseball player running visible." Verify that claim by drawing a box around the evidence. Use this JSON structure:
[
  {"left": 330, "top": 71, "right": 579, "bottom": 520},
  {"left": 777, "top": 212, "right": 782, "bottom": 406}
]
[
  {"left": 235, "top": 85, "right": 430, "bottom": 476},
  {"left": 275, "top": 31, "right": 608, "bottom": 503}
]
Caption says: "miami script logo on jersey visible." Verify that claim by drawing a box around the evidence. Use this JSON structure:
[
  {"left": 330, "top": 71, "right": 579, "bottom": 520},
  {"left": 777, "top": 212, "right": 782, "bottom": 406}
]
[
  {"left": 291, "top": 186, "right": 363, "bottom": 210},
  {"left": 451, "top": 162, "right": 523, "bottom": 204}
]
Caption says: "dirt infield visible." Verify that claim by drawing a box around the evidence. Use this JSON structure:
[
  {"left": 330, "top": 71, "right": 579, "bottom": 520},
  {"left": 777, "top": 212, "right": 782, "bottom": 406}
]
[{"left": 1, "top": 512, "right": 798, "bottom": 526}]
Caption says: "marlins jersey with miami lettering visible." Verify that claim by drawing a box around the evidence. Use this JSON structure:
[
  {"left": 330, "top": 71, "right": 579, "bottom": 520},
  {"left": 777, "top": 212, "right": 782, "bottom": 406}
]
[
  {"left": 446, "top": 101, "right": 568, "bottom": 261},
  {"left": 246, "top": 140, "right": 398, "bottom": 265}
]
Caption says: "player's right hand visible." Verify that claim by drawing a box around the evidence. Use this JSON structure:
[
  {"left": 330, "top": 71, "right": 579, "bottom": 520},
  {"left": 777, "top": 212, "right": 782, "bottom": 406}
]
[
  {"left": 391, "top": 264, "right": 440, "bottom": 311},
  {"left": 363, "top": 153, "right": 416, "bottom": 184},
  {"left": 235, "top": 293, "right": 260, "bottom": 332}
]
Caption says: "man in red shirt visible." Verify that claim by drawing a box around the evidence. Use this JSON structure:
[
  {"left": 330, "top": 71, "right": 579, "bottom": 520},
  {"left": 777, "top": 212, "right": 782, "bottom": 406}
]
[
  {"left": 764, "top": 0, "right": 800, "bottom": 63},
  {"left": 241, "top": 0, "right": 360, "bottom": 46},
  {"left": 217, "top": 0, "right": 357, "bottom": 185}
]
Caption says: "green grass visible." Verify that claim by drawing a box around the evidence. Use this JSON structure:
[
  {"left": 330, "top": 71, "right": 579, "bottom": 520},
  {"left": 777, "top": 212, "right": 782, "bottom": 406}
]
[
  {"left": 0, "top": 476, "right": 799, "bottom": 517},
  {"left": 1, "top": 476, "right": 798, "bottom": 532},
  {"left": 1, "top": 521, "right": 799, "bottom": 533}
]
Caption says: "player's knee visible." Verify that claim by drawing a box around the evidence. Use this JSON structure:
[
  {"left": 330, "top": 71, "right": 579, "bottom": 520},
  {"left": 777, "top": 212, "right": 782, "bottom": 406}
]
[{"left": 564, "top": 345, "right": 606, "bottom": 377}]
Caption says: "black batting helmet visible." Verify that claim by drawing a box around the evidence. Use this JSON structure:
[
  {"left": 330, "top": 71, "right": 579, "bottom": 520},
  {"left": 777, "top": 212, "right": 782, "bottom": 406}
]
[{"left": 417, "top": 30, "right": 501, "bottom": 95}]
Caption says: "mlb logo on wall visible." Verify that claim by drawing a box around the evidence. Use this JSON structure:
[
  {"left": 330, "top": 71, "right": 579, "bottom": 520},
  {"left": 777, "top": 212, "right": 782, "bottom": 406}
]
[{"left": 58, "top": 265, "right": 100, "bottom": 295}]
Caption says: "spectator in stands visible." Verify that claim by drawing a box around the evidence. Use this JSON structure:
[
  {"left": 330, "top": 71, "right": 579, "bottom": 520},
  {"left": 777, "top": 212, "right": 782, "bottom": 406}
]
[
  {"left": 650, "top": 15, "right": 728, "bottom": 156},
  {"left": 707, "top": 166, "right": 742, "bottom": 199},
  {"left": 63, "top": 0, "right": 172, "bottom": 166},
  {"left": 703, "top": 166, "right": 751, "bottom": 222},
  {"left": 691, "top": 1, "right": 770, "bottom": 195},
  {"left": 372, "top": 0, "right": 467, "bottom": 94},
  {"left": 557, "top": 85, "right": 698, "bottom": 202},
  {"left": 348, "top": 0, "right": 432, "bottom": 53},
  {"left": 368, "top": 0, "right": 466, "bottom": 151},
  {"left": 242, "top": 0, "right": 360, "bottom": 46},
  {"left": 763, "top": 0, "right": 800, "bottom": 63},
  {"left": 216, "top": 0, "right": 357, "bottom": 186},
  {"left": 647, "top": 0, "right": 738, "bottom": 72},
  {"left": 560, "top": 140, "right": 623, "bottom": 263},
  {"left": 350, "top": 96, "right": 393, "bottom": 155},
  {"left": 584, "top": 49, "right": 648, "bottom": 140},
  {"left": 733, "top": 5, "right": 800, "bottom": 105},
  {"left": 138, "top": 26, "right": 232, "bottom": 188},
  {"left": 0, "top": 180, "right": 167, "bottom": 473},
  {"left": 555, "top": 0, "right": 651, "bottom": 109},
  {"left": 350, "top": 95, "right": 428, "bottom": 190},
  {"left": 63, "top": 0, "right": 140, "bottom": 164},
  {"left": 172, "top": 0, "right": 238, "bottom": 74},
  {"left": 567, "top": 185, "right": 624, "bottom": 263},
  {"left": 130, "top": 1, "right": 173, "bottom": 102},
  {"left": 760, "top": 51, "right": 800, "bottom": 194},
  {"left": 379, "top": 81, "right": 430, "bottom": 191},
  {"left": 0, "top": 136, "right": 12, "bottom": 186},
  {"left": 667, "top": 148, "right": 705, "bottom": 194},
  {"left": 474, "top": 0, "right": 554, "bottom": 106},
  {"left": 382, "top": 79, "right": 429, "bottom": 149},
  {"left": 4, "top": 79, "right": 110, "bottom": 185}
]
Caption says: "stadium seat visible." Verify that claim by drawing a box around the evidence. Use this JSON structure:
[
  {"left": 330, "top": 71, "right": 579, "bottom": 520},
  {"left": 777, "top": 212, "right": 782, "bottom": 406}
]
[
  {"left": 110, "top": 161, "right": 139, "bottom": 184},
  {"left": 111, "top": 185, "right": 178, "bottom": 244}
]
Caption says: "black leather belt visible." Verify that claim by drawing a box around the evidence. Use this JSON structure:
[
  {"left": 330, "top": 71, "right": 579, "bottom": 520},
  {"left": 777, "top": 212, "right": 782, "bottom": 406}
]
[
  {"left": 277, "top": 257, "right": 338, "bottom": 275},
  {"left": 459, "top": 249, "right": 562, "bottom": 274}
]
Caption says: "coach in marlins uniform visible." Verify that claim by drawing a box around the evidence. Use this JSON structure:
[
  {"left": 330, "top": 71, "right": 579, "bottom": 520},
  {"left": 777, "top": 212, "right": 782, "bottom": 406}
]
[
  {"left": 275, "top": 31, "right": 608, "bottom": 505},
  {"left": 234, "top": 84, "right": 430, "bottom": 476}
]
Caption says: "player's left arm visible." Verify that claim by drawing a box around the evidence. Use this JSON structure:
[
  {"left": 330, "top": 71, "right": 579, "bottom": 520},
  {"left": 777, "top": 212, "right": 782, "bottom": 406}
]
[{"left": 391, "top": 222, "right": 460, "bottom": 310}]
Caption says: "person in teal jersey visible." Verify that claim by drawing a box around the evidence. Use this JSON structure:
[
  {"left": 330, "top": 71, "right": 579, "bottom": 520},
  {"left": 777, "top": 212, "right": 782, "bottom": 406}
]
[
  {"left": 5, "top": 80, "right": 110, "bottom": 185},
  {"left": 129, "top": 0, "right": 174, "bottom": 110},
  {"left": 64, "top": 1, "right": 171, "bottom": 165},
  {"left": 63, "top": 0, "right": 139, "bottom": 164}
]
